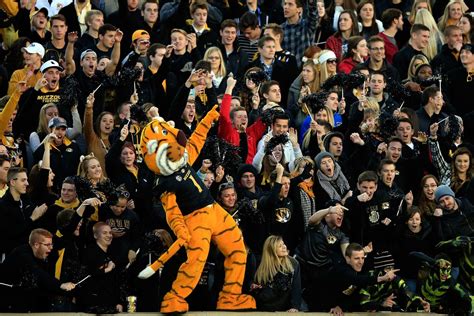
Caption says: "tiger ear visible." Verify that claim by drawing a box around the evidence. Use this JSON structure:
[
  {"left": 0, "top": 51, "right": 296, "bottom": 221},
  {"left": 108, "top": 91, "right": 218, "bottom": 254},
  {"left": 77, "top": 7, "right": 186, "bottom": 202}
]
[{"left": 167, "top": 120, "right": 175, "bottom": 128}]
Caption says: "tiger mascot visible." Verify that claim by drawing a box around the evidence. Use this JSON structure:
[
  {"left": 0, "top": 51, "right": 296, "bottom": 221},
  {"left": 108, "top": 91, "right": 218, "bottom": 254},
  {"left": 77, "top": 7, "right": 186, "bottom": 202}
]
[{"left": 138, "top": 105, "right": 256, "bottom": 313}]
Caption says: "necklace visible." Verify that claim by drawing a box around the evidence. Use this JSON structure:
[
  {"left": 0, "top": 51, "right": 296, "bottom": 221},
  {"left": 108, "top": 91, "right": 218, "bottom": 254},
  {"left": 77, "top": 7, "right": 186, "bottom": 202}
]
[{"left": 99, "top": 138, "right": 109, "bottom": 153}]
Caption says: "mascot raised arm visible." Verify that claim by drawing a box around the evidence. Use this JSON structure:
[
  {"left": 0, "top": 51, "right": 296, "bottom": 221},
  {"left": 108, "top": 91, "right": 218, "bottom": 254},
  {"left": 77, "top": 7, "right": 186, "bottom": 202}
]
[{"left": 138, "top": 104, "right": 256, "bottom": 313}]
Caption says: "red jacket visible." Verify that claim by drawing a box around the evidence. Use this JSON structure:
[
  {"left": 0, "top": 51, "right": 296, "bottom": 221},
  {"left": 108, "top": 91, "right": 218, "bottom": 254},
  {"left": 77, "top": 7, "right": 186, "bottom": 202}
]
[
  {"left": 326, "top": 35, "right": 343, "bottom": 61},
  {"left": 378, "top": 32, "right": 398, "bottom": 64},
  {"left": 217, "top": 94, "right": 266, "bottom": 164},
  {"left": 338, "top": 57, "right": 357, "bottom": 74}
]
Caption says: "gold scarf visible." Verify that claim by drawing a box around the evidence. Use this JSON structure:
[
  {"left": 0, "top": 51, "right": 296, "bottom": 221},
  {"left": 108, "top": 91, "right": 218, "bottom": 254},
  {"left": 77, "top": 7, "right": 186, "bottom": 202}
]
[
  {"left": 186, "top": 19, "right": 211, "bottom": 32},
  {"left": 54, "top": 198, "right": 80, "bottom": 209},
  {"left": 54, "top": 230, "right": 64, "bottom": 280},
  {"left": 298, "top": 180, "right": 315, "bottom": 199}
]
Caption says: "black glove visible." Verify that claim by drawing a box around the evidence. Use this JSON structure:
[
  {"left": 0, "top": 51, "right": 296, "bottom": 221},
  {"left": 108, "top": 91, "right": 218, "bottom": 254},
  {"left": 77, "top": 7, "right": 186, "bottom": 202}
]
[{"left": 300, "top": 163, "right": 313, "bottom": 180}]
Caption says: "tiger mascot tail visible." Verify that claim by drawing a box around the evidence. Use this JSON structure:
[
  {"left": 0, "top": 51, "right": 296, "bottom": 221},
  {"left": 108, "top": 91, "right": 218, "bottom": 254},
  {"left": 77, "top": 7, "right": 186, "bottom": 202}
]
[{"left": 139, "top": 105, "right": 256, "bottom": 313}]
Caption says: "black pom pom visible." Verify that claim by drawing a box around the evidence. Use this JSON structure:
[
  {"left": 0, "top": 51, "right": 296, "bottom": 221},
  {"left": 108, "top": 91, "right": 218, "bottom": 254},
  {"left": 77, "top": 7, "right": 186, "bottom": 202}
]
[
  {"left": 321, "top": 73, "right": 347, "bottom": 91},
  {"left": 446, "top": 115, "right": 462, "bottom": 142},
  {"left": 344, "top": 72, "right": 366, "bottom": 89},
  {"left": 68, "top": 176, "right": 94, "bottom": 201},
  {"left": 69, "top": 175, "right": 118, "bottom": 202},
  {"left": 303, "top": 91, "right": 329, "bottom": 112},
  {"left": 235, "top": 197, "right": 265, "bottom": 224},
  {"left": 321, "top": 72, "right": 365, "bottom": 90},
  {"left": 379, "top": 111, "right": 398, "bottom": 141},
  {"left": 247, "top": 70, "right": 267, "bottom": 86},
  {"left": 95, "top": 178, "right": 118, "bottom": 201},
  {"left": 103, "top": 67, "right": 142, "bottom": 88},
  {"left": 265, "top": 134, "right": 289, "bottom": 154},
  {"left": 261, "top": 107, "right": 282, "bottom": 126},
  {"left": 201, "top": 136, "right": 242, "bottom": 176},
  {"left": 386, "top": 80, "right": 413, "bottom": 103},
  {"left": 142, "top": 231, "right": 165, "bottom": 256},
  {"left": 57, "top": 75, "right": 81, "bottom": 109}
]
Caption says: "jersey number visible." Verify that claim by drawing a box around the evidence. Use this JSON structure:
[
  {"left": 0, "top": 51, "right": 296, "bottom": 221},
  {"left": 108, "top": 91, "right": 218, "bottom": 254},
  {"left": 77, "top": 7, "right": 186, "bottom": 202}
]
[{"left": 188, "top": 175, "right": 203, "bottom": 193}]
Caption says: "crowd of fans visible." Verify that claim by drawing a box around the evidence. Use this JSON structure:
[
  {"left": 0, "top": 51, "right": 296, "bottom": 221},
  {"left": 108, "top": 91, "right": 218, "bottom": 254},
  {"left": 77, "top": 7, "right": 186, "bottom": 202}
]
[{"left": 2, "top": 0, "right": 474, "bottom": 313}]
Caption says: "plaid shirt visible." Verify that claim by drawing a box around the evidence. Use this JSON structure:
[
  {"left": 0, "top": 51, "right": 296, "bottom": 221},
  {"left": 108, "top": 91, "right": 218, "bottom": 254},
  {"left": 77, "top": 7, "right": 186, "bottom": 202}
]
[
  {"left": 428, "top": 138, "right": 451, "bottom": 185},
  {"left": 281, "top": 0, "right": 318, "bottom": 67}
]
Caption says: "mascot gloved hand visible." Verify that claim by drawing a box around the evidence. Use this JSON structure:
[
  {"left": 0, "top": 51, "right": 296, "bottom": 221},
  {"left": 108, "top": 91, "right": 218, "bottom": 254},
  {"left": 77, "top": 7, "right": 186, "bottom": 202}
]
[
  {"left": 139, "top": 102, "right": 256, "bottom": 313},
  {"left": 206, "top": 104, "right": 220, "bottom": 121}
]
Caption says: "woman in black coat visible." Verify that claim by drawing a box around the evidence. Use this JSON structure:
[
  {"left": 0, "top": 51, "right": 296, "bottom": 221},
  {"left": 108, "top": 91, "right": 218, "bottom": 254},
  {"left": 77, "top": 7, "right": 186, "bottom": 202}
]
[{"left": 105, "top": 125, "right": 155, "bottom": 230}]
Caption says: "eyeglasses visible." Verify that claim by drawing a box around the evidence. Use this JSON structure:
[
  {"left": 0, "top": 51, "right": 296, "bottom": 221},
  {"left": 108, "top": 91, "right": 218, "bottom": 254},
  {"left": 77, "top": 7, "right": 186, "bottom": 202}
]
[
  {"left": 327, "top": 59, "right": 337, "bottom": 64},
  {"left": 39, "top": 242, "right": 54, "bottom": 248},
  {"left": 208, "top": 56, "right": 220, "bottom": 60}
]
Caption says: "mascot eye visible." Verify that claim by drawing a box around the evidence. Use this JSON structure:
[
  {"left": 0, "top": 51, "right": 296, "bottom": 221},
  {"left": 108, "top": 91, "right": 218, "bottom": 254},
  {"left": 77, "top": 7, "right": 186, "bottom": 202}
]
[{"left": 162, "top": 129, "right": 168, "bottom": 136}]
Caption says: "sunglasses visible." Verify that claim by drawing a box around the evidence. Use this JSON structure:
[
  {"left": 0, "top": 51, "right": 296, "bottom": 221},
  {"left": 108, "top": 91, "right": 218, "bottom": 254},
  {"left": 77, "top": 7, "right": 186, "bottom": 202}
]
[
  {"left": 327, "top": 59, "right": 337, "bottom": 64},
  {"left": 218, "top": 182, "right": 234, "bottom": 192}
]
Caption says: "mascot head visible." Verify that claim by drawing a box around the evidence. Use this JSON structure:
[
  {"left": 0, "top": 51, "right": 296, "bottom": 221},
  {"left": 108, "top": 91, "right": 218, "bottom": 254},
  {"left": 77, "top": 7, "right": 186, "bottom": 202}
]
[
  {"left": 140, "top": 118, "right": 189, "bottom": 176},
  {"left": 434, "top": 255, "right": 452, "bottom": 283}
]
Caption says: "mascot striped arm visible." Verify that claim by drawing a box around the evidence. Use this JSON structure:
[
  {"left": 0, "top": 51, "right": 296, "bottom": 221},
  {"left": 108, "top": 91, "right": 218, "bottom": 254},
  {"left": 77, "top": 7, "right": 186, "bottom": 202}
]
[{"left": 138, "top": 105, "right": 256, "bottom": 313}]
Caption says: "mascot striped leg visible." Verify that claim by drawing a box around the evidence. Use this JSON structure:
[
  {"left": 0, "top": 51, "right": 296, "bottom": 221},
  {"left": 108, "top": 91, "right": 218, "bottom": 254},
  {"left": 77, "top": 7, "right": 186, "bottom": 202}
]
[
  {"left": 160, "top": 193, "right": 255, "bottom": 313},
  {"left": 211, "top": 203, "right": 254, "bottom": 310}
]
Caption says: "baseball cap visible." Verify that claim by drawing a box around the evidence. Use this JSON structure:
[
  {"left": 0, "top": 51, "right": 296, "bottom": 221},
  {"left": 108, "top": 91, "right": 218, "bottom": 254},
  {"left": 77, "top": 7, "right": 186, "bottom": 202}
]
[
  {"left": 21, "top": 42, "right": 45, "bottom": 58},
  {"left": 142, "top": 102, "right": 156, "bottom": 114},
  {"left": 40, "top": 60, "right": 64, "bottom": 73},
  {"left": 48, "top": 117, "right": 68, "bottom": 129},
  {"left": 31, "top": 7, "right": 49, "bottom": 19},
  {"left": 461, "top": 43, "right": 474, "bottom": 53},
  {"left": 132, "top": 30, "right": 150, "bottom": 42},
  {"left": 80, "top": 49, "right": 98, "bottom": 61}
]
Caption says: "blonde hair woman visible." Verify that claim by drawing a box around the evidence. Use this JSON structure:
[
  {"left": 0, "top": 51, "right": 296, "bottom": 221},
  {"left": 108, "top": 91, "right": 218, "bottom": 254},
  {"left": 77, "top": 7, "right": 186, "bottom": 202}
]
[
  {"left": 360, "top": 108, "right": 380, "bottom": 135},
  {"left": 438, "top": 0, "right": 468, "bottom": 32},
  {"left": 408, "top": 0, "right": 432, "bottom": 24},
  {"left": 414, "top": 9, "right": 444, "bottom": 60},
  {"left": 204, "top": 46, "right": 227, "bottom": 94},
  {"left": 288, "top": 59, "right": 322, "bottom": 128},
  {"left": 29, "top": 103, "right": 82, "bottom": 152},
  {"left": 361, "top": 96, "right": 380, "bottom": 113},
  {"left": 317, "top": 49, "right": 338, "bottom": 84},
  {"left": 300, "top": 59, "right": 321, "bottom": 94},
  {"left": 78, "top": 154, "right": 106, "bottom": 184},
  {"left": 252, "top": 235, "right": 301, "bottom": 312},
  {"left": 301, "top": 105, "right": 335, "bottom": 154},
  {"left": 77, "top": 154, "right": 109, "bottom": 221}
]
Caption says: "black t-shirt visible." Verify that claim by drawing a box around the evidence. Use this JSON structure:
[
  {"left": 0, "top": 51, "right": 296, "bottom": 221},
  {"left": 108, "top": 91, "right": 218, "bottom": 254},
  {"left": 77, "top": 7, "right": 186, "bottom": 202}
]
[
  {"left": 155, "top": 164, "right": 214, "bottom": 215},
  {"left": 92, "top": 45, "right": 112, "bottom": 60},
  {"left": 44, "top": 41, "right": 67, "bottom": 63}
]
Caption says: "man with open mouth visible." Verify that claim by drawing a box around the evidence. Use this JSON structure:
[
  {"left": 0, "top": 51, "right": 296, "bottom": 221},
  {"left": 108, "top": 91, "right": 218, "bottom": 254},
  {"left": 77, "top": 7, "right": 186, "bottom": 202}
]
[{"left": 13, "top": 59, "right": 64, "bottom": 139}]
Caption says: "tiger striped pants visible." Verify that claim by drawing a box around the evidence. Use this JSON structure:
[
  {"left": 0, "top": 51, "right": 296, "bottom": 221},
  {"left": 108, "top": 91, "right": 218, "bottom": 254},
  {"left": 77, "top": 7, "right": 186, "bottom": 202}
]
[{"left": 161, "top": 201, "right": 256, "bottom": 313}]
